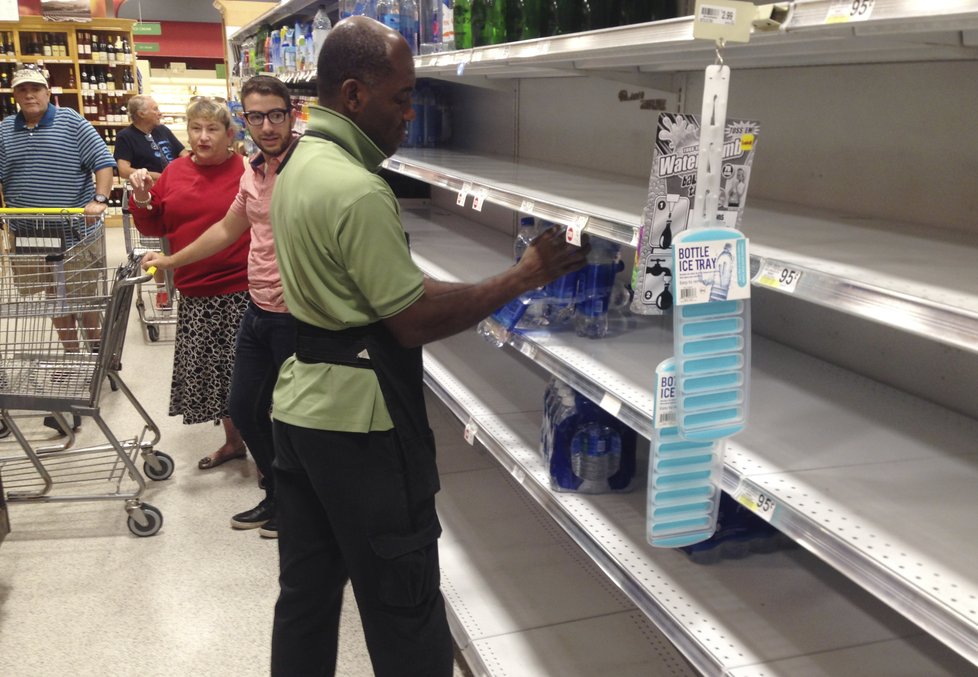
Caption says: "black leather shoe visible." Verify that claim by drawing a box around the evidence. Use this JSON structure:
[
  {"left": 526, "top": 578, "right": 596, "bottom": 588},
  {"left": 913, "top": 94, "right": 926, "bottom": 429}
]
[
  {"left": 43, "top": 413, "right": 81, "bottom": 435},
  {"left": 258, "top": 518, "right": 278, "bottom": 539},
  {"left": 230, "top": 498, "right": 275, "bottom": 530}
]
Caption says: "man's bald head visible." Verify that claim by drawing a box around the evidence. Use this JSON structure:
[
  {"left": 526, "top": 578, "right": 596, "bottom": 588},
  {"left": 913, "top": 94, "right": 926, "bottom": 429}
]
[{"left": 317, "top": 16, "right": 402, "bottom": 105}]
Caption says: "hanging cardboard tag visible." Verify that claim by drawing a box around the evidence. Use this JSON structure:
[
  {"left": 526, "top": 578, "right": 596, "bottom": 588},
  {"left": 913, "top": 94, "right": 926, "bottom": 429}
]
[{"left": 693, "top": 0, "right": 755, "bottom": 43}]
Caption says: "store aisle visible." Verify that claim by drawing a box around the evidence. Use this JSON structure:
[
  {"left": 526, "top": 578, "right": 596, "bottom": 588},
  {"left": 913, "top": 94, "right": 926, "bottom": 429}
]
[{"left": 0, "top": 228, "right": 470, "bottom": 677}]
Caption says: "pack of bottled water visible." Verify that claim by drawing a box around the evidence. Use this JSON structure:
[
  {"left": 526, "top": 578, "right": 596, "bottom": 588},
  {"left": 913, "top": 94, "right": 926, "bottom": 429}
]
[
  {"left": 477, "top": 217, "right": 631, "bottom": 347},
  {"left": 541, "top": 377, "right": 636, "bottom": 494}
]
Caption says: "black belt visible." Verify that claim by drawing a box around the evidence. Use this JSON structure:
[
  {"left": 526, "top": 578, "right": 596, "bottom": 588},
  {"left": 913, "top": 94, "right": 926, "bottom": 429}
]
[{"left": 295, "top": 320, "right": 373, "bottom": 369}]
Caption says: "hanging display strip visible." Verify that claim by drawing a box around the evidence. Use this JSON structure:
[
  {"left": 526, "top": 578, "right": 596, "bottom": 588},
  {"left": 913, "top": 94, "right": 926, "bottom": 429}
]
[
  {"left": 421, "top": 331, "right": 976, "bottom": 675},
  {"left": 403, "top": 205, "right": 978, "bottom": 665}
]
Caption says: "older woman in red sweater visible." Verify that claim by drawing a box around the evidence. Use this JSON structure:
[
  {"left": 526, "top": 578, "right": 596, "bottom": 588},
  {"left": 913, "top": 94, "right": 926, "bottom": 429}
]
[{"left": 129, "top": 98, "right": 251, "bottom": 470}]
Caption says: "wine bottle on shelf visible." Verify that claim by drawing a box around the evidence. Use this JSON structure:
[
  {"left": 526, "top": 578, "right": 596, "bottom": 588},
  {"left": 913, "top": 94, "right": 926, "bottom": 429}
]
[
  {"left": 114, "top": 35, "right": 124, "bottom": 61},
  {"left": 66, "top": 67, "right": 75, "bottom": 89},
  {"left": 42, "top": 33, "right": 52, "bottom": 57},
  {"left": 97, "top": 95, "right": 107, "bottom": 122},
  {"left": 90, "top": 33, "right": 99, "bottom": 60},
  {"left": 97, "top": 67, "right": 106, "bottom": 91},
  {"left": 106, "top": 37, "right": 116, "bottom": 63}
]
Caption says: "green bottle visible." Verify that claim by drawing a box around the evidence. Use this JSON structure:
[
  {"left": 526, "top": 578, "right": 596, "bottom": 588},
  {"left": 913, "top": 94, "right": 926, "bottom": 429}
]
[
  {"left": 554, "top": 0, "right": 582, "bottom": 35},
  {"left": 520, "top": 0, "right": 542, "bottom": 38},
  {"left": 482, "top": 0, "right": 507, "bottom": 45},
  {"left": 589, "top": 0, "right": 620, "bottom": 29},
  {"left": 454, "top": 0, "right": 473, "bottom": 48},
  {"left": 506, "top": 0, "right": 526, "bottom": 41}
]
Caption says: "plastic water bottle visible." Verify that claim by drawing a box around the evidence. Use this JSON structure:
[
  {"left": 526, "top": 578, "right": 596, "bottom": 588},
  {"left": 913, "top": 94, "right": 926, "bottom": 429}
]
[
  {"left": 270, "top": 29, "right": 282, "bottom": 73},
  {"left": 571, "top": 423, "right": 622, "bottom": 492},
  {"left": 339, "top": 0, "right": 356, "bottom": 19},
  {"left": 312, "top": 5, "right": 332, "bottom": 60},
  {"left": 405, "top": 90, "right": 424, "bottom": 147},
  {"left": 421, "top": 86, "right": 441, "bottom": 147},
  {"left": 400, "top": 0, "right": 420, "bottom": 53},
  {"left": 549, "top": 390, "right": 578, "bottom": 484},
  {"left": 574, "top": 239, "right": 619, "bottom": 339},
  {"left": 420, "top": 0, "right": 442, "bottom": 53},
  {"left": 376, "top": 0, "right": 401, "bottom": 31},
  {"left": 514, "top": 216, "right": 537, "bottom": 262},
  {"left": 441, "top": 0, "right": 456, "bottom": 51}
]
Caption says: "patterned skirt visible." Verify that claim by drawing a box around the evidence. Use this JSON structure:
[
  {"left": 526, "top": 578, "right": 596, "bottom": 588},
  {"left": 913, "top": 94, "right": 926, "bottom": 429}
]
[{"left": 169, "top": 291, "right": 249, "bottom": 425}]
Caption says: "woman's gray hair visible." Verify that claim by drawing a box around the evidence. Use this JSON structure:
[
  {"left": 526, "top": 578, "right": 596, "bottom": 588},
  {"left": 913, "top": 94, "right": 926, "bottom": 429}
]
[
  {"left": 186, "top": 97, "right": 234, "bottom": 131},
  {"left": 127, "top": 94, "right": 154, "bottom": 122}
]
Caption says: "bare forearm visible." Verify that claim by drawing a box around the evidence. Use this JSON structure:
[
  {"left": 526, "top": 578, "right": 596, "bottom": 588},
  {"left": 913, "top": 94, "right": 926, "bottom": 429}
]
[
  {"left": 94, "top": 167, "right": 114, "bottom": 197},
  {"left": 386, "top": 271, "right": 528, "bottom": 348}
]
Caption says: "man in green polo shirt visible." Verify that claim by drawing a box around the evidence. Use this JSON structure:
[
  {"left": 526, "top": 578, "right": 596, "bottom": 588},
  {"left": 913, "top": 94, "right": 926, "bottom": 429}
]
[{"left": 269, "top": 17, "right": 587, "bottom": 677}]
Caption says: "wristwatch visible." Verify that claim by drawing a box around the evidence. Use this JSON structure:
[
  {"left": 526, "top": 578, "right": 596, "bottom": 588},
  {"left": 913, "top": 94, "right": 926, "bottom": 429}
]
[{"left": 93, "top": 194, "right": 109, "bottom": 205}]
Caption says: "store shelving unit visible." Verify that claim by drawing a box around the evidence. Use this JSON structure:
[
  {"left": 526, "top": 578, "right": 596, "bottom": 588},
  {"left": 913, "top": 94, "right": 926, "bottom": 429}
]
[
  {"left": 229, "top": 1, "right": 978, "bottom": 674},
  {"left": 145, "top": 68, "right": 231, "bottom": 145},
  {"left": 402, "top": 204, "right": 978, "bottom": 672}
]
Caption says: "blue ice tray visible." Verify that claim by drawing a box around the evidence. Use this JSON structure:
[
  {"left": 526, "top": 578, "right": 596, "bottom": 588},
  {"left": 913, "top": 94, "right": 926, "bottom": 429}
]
[{"left": 672, "top": 228, "right": 750, "bottom": 441}]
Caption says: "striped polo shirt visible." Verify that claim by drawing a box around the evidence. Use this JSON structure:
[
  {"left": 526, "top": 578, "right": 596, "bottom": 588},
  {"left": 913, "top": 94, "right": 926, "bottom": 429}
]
[{"left": 0, "top": 104, "right": 115, "bottom": 242}]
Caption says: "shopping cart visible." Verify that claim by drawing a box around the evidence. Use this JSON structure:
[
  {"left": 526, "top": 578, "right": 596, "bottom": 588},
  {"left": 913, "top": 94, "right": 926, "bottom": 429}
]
[
  {"left": 121, "top": 185, "right": 178, "bottom": 342},
  {"left": 0, "top": 208, "right": 172, "bottom": 537}
]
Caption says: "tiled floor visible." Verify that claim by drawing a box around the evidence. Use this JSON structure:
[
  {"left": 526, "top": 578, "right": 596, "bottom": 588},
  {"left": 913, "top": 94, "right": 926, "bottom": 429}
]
[{"left": 0, "top": 228, "right": 470, "bottom": 676}]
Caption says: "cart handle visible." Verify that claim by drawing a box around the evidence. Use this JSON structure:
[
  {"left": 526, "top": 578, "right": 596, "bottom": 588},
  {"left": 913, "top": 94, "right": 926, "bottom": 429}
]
[{"left": 0, "top": 208, "right": 86, "bottom": 215}]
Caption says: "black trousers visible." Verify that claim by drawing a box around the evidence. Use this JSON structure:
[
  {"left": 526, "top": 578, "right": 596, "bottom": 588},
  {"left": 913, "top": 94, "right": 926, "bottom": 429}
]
[
  {"left": 270, "top": 420, "right": 453, "bottom": 677},
  {"left": 228, "top": 302, "right": 296, "bottom": 500}
]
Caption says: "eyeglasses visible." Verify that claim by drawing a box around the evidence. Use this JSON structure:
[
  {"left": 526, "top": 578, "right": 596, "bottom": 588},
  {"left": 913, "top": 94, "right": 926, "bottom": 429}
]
[{"left": 243, "top": 109, "right": 290, "bottom": 126}]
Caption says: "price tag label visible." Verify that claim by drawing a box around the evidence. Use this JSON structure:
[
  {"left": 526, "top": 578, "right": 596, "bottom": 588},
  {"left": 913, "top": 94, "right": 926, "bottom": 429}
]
[
  {"left": 511, "top": 465, "right": 525, "bottom": 484},
  {"left": 692, "top": 0, "right": 754, "bottom": 43},
  {"left": 463, "top": 419, "right": 478, "bottom": 445},
  {"left": 735, "top": 483, "right": 777, "bottom": 522},
  {"left": 754, "top": 260, "right": 802, "bottom": 294},
  {"left": 472, "top": 187, "right": 488, "bottom": 212},
  {"left": 387, "top": 159, "right": 401, "bottom": 172},
  {"left": 565, "top": 215, "right": 588, "bottom": 246},
  {"left": 825, "top": 0, "right": 876, "bottom": 24},
  {"left": 456, "top": 182, "right": 472, "bottom": 207},
  {"left": 599, "top": 392, "right": 622, "bottom": 417},
  {"left": 520, "top": 199, "right": 536, "bottom": 215}
]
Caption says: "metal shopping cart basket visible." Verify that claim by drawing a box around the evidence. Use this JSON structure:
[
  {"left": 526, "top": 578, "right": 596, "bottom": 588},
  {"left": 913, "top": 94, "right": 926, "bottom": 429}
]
[
  {"left": 121, "top": 185, "right": 178, "bottom": 342},
  {"left": 0, "top": 208, "right": 172, "bottom": 537}
]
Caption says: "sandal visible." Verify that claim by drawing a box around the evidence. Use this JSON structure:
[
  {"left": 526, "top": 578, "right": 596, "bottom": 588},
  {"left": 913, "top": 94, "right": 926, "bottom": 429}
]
[{"left": 198, "top": 449, "right": 247, "bottom": 470}]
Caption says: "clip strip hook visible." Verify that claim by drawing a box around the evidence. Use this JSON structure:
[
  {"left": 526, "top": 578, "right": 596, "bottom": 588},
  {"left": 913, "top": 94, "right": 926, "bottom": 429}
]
[{"left": 715, "top": 38, "right": 726, "bottom": 66}]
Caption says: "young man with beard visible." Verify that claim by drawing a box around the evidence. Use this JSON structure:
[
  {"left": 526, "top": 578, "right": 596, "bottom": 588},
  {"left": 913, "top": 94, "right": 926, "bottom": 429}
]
[{"left": 142, "top": 75, "right": 297, "bottom": 537}]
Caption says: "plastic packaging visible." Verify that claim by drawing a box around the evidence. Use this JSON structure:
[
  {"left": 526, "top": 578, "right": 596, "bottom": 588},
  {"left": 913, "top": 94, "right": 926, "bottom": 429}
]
[
  {"left": 312, "top": 5, "right": 332, "bottom": 61},
  {"left": 646, "top": 358, "right": 723, "bottom": 548},
  {"left": 574, "top": 238, "right": 620, "bottom": 339}
]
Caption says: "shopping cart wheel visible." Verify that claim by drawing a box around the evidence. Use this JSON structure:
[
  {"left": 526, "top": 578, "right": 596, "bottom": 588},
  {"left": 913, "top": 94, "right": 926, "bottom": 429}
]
[
  {"left": 147, "top": 325, "right": 160, "bottom": 342},
  {"left": 0, "top": 420, "right": 9, "bottom": 439},
  {"left": 144, "top": 451, "right": 175, "bottom": 481},
  {"left": 128, "top": 503, "right": 163, "bottom": 537}
]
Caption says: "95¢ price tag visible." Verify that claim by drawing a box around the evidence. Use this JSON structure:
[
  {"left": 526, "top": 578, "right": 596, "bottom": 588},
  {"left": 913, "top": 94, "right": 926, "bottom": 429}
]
[
  {"left": 825, "top": 0, "right": 875, "bottom": 23},
  {"left": 754, "top": 260, "right": 802, "bottom": 294},
  {"left": 734, "top": 483, "right": 777, "bottom": 522}
]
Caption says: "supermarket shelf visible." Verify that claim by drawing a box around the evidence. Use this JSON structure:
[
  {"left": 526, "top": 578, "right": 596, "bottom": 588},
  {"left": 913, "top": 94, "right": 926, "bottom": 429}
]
[
  {"left": 389, "top": 149, "right": 978, "bottom": 355},
  {"left": 422, "top": 329, "right": 976, "bottom": 675},
  {"left": 415, "top": 2, "right": 978, "bottom": 81},
  {"left": 431, "top": 403, "right": 698, "bottom": 676},
  {"left": 230, "top": 0, "right": 338, "bottom": 42},
  {"left": 404, "top": 204, "right": 978, "bottom": 666}
]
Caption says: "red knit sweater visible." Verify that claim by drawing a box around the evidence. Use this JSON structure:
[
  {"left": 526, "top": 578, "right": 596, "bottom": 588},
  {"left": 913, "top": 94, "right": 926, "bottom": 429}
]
[{"left": 130, "top": 154, "right": 249, "bottom": 298}]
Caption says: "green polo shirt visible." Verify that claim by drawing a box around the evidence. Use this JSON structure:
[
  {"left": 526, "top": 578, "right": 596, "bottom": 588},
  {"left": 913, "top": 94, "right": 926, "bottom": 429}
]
[{"left": 271, "top": 105, "right": 425, "bottom": 432}]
